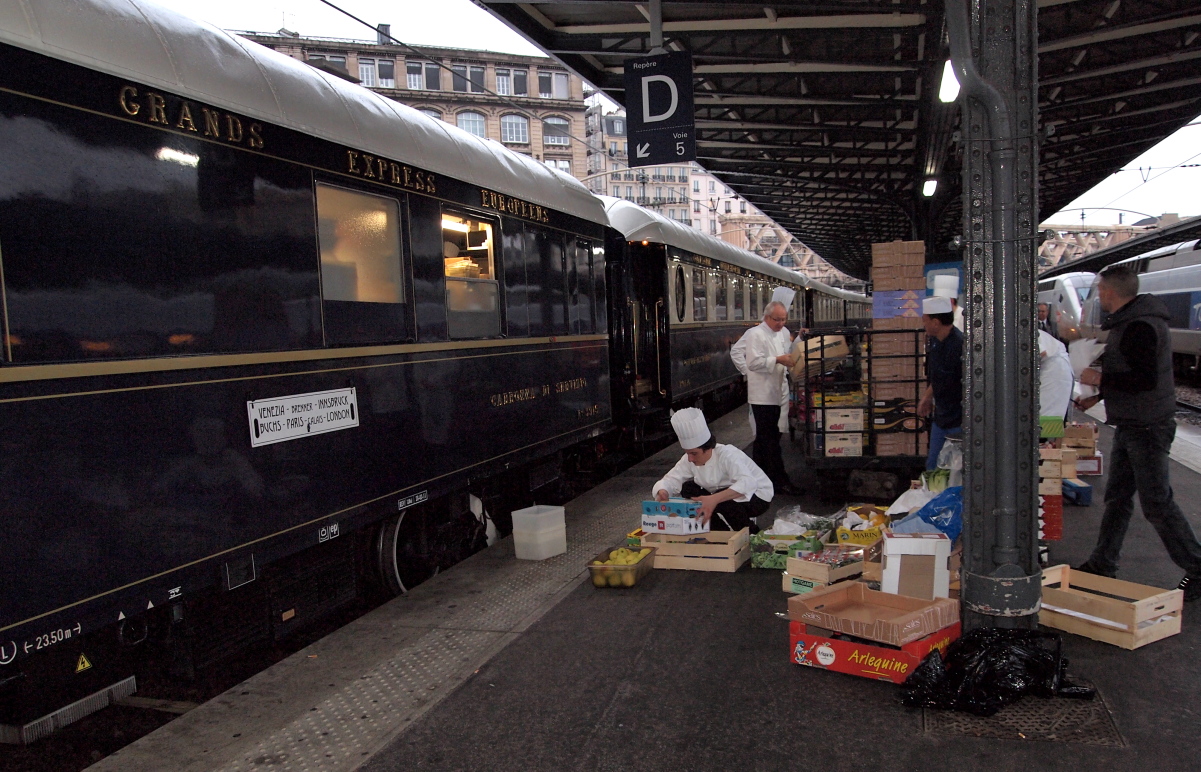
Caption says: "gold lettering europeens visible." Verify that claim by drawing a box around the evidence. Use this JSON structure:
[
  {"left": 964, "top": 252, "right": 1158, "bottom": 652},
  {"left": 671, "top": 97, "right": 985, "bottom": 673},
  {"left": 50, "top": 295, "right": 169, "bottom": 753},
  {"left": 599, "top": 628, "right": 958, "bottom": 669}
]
[{"left": 478, "top": 188, "right": 550, "bottom": 223}]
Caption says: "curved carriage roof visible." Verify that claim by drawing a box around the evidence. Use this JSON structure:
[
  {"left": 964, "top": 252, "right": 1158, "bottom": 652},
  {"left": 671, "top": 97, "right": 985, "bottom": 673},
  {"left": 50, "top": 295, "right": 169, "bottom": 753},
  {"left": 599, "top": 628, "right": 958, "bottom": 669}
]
[
  {"left": 601, "top": 197, "right": 866, "bottom": 304},
  {"left": 0, "top": 0, "right": 606, "bottom": 226}
]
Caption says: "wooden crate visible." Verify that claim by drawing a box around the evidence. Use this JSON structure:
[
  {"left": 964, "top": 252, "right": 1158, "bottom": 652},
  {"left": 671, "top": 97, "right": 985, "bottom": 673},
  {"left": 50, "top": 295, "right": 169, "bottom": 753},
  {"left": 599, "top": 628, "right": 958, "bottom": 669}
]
[
  {"left": 644, "top": 528, "right": 750, "bottom": 572},
  {"left": 1040, "top": 565, "right": 1183, "bottom": 650}
]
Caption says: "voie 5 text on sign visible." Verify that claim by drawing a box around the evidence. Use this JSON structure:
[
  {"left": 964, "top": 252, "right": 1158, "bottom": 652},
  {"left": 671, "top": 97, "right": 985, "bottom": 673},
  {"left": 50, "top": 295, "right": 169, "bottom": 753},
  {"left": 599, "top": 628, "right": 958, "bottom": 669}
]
[
  {"left": 247, "top": 387, "right": 359, "bottom": 447},
  {"left": 623, "top": 51, "right": 695, "bottom": 168}
]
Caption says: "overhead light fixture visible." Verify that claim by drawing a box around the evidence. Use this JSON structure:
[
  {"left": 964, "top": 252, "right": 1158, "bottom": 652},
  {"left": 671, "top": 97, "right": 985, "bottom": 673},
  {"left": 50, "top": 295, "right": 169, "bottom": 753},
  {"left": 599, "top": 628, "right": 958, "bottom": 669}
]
[
  {"left": 441, "top": 218, "right": 470, "bottom": 232},
  {"left": 938, "top": 60, "right": 960, "bottom": 103},
  {"left": 923, "top": 179, "right": 938, "bottom": 197}
]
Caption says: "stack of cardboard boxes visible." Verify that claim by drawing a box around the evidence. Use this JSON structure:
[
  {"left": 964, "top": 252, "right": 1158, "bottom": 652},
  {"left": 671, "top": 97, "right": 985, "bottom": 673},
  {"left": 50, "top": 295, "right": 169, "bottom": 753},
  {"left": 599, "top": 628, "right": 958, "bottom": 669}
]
[
  {"left": 1038, "top": 448, "right": 1074, "bottom": 541},
  {"left": 1062, "top": 423, "right": 1103, "bottom": 476},
  {"left": 869, "top": 241, "right": 928, "bottom": 458}
]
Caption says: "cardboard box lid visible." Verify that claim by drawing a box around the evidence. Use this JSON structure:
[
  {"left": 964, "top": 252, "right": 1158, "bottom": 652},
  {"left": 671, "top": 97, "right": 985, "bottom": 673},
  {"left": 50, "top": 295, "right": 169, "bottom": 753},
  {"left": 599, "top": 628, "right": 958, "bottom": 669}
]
[
  {"left": 882, "top": 532, "right": 951, "bottom": 557},
  {"left": 787, "top": 582, "right": 960, "bottom": 646}
]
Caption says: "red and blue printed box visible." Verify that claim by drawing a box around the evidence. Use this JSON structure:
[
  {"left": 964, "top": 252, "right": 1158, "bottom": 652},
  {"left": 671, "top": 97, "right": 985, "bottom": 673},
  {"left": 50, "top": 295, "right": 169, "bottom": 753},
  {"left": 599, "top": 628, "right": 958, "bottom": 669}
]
[
  {"left": 642, "top": 499, "right": 702, "bottom": 518},
  {"left": 788, "top": 620, "right": 961, "bottom": 684}
]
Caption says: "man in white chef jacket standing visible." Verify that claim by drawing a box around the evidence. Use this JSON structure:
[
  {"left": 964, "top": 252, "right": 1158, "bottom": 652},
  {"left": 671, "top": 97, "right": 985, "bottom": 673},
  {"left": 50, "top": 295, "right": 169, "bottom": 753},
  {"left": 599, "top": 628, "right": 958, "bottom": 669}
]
[
  {"left": 741, "top": 290, "right": 803, "bottom": 495},
  {"left": 730, "top": 289, "right": 797, "bottom": 440},
  {"left": 653, "top": 408, "right": 774, "bottom": 532}
]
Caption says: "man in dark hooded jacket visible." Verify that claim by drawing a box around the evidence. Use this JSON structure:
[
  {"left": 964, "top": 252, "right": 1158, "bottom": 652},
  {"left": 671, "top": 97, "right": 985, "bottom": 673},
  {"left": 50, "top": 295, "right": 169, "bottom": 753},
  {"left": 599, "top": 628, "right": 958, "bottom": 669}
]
[{"left": 1076, "top": 266, "right": 1201, "bottom": 600}]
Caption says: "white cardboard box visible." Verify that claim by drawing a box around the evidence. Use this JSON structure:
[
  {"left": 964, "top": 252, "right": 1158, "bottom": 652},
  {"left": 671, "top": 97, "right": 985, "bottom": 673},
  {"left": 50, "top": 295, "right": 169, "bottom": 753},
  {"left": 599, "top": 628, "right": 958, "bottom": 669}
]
[
  {"left": 641, "top": 513, "right": 710, "bottom": 535},
  {"left": 817, "top": 409, "right": 865, "bottom": 432},
  {"left": 824, "top": 433, "right": 864, "bottom": 457},
  {"left": 881, "top": 532, "right": 951, "bottom": 599},
  {"left": 1076, "top": 451, "right": 1104, "bottom": 476}
]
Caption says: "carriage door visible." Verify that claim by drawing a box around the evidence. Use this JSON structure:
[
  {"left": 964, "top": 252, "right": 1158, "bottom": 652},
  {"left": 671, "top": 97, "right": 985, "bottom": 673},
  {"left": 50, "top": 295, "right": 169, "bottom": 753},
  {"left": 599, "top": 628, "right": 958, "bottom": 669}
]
[{"left": 627, "top": 242, "right": 669, "bottom": 408}]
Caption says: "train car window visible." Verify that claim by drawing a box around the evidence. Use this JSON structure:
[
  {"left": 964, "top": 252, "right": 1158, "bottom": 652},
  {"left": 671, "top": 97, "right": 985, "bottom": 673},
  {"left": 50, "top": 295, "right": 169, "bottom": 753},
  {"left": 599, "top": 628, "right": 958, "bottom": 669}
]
[
  {"left": 732, "top": 277, "right": 745, "bottom": 320},
  {"left": 502, "top": 225, "right": 529, "bottom": 337},
  {"left": 714, "top": 271, "right": 728, "bottom": 321},
  {"left": 692, "top": 267, "right": 708, "bottom": 321},
  {"left": 749, "top": 279, "right": 759, "bottom": 319},
  {"left": 674, "top": 263, "right": 686, "bottom": 322},
  {"left": 317, "top": 183, "right": 410, "bottom": 346},
  {"left": 442, "top": 211, "right": 501, "bottom": 339},
  {"left": 571, "top": 238, "right": 594, "bottom": 334},
  {"left": 0, "top": 91, "right": 322, "bottom": 363}
]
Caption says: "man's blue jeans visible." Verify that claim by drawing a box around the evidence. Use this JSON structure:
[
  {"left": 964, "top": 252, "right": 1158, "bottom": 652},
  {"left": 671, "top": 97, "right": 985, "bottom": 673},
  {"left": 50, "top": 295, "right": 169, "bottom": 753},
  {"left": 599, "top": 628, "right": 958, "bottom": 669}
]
[
  {"left": 1087, "top": 419, "right": 1201, "bottom": 576},
  {"left": 926, "top": 423, "right": 962, "bottom": 470}
]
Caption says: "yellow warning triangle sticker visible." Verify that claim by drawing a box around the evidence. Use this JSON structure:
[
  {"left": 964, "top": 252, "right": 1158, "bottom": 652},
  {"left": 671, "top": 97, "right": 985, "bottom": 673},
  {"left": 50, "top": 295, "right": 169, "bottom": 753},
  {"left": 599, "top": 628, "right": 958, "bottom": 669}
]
[{"left": 76, "top": 654, "right": 92, "bottom": 673}]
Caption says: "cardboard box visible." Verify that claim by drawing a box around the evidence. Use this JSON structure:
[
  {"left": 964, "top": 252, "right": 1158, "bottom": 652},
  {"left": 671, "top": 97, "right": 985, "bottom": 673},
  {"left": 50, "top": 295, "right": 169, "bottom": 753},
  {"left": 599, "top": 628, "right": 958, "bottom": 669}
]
[
  {"left": 816, "top": 409, "right": 864, "bottom": 432},
  {"left": 871, "top": 358, "right": 921, "bottom": 382},
  {"left": 788, "top": 582, "right": 960, "bottom": 647},
  {"left": 871, "top": 409, "right": 926, "bottom": 434},
  {"left": 875, "top": 434, "right": 927, "bottom": 457},
  {"left": 1039, "top": 460, "right": 1063, "bottom": 479},
  {"left": 834, "top": 526, "right": 884, "bottom": 547},
  {"left": 1037, "top": 478, "right": 1062, "bottom": 496},
  {"left": 790, "top": 620, "right": 960, "bottom": 684},
  {"left": 782, "top": 573, "right": 828, "bottom": 595},
  {"left": 1041, "top": 447, "right": 1079, "bottom": 479},
  {"left": 881, "top": 532, "right": 952, "bottom": 599},
  {"left": 872, "top": 290, "right": 924, "bottom": 320},
  {"left": 871, "top": 382, "right": 921, "bottom": 402},
  {"left": 1063, "top": 477, "right": 1093, "bottom": 505},
  {"left": 1077, "top": 451, "right": 1104, "bottom": 476},
  {"left": 1062, "top": 423, "right": 1098, "bottom": 451},
  {"left": 825, "top": 432, "right": 865, "bottom": 457},
  {"left": 786, "top": 547, "right": 865, "bottom": 585},
  {"left": 871, "top": 240, "right": 926, "bottom": 264},
  {"left": 627, "top": 528, "right": 645, "bottom": 547},
  {"left": 873, "top": 277, "right": 927, "bottom": 292},
  {"left": 642, "top": 499, "right": 701, "bottom": 518},
  {"left": 871, "top": 263, "right": 926, "bottom": 282},
  {"left": 872, "top": 316, "right": 923, "bottom": 331},
  {"left": 792, "top": 335, "right": 851, "bottom": 380},
  {"left": 641, "top": 513, "right": 710, "bottom": 535},
  {"left": 809, "top": 390, "right": 869, "bottom": 409},
  {"left": 644, "top": 528, "right": 750, "bottom": 572},
  {"left": 870, "top": 334, "right": 921, "bottom": 357},
  {"left": 1040, "top": 565, "right": 1182, "bottom": 650}
]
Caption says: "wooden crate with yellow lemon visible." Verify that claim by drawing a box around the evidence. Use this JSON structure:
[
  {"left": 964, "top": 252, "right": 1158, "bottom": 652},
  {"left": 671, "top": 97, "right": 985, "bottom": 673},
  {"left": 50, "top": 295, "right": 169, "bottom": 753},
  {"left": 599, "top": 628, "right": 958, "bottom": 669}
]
[{"left": 588, "top": 545, "right": 657, "bottom": 588}]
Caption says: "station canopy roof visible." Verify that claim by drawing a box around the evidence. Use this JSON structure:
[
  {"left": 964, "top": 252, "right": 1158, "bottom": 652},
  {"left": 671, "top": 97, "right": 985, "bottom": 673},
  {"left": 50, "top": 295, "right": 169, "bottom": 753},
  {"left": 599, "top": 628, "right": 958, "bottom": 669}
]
[{"left": 477, "top": 0, "right": 1201, "bottom": 279}]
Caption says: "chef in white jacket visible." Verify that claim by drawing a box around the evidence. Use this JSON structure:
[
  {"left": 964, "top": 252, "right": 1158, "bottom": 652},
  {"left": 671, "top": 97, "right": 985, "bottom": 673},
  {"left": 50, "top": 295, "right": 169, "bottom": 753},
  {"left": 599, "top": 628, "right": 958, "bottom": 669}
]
[
  {"left": 1038, "top": 329, "right": 1074, "bottom": 420},
  {"left": 730, "top": 291, "right": 795, "bottom": 437},
  {"left": 741, "top": 291, "right": 803, "bottom": 495},
  {"left": 653, "top": 408, "right": 774, "bottom": 531}
]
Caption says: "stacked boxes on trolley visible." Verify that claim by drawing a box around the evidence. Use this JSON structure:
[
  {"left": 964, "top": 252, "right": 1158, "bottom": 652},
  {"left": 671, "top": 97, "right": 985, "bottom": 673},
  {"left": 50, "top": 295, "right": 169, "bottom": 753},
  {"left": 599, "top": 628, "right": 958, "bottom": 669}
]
[{"left": 869, "top": 241, "right": 928, "bottom": 458}]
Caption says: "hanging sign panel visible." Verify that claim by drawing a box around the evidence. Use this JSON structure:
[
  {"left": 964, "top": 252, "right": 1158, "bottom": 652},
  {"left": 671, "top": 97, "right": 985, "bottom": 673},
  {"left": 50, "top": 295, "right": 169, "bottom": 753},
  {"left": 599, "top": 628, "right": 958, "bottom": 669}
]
[
  {"left": 623, "top": 51, "right": 695, "bottom": 167},
  {"left": 247, "top": 387, "right": 359, "bottom": 447}
]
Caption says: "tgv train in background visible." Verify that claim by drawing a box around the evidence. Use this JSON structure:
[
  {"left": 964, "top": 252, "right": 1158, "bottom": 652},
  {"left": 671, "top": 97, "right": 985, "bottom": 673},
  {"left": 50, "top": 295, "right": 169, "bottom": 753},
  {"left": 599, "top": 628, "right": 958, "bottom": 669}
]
[
  {"left": 0, "top": 0, "right": 867, "bottom": 740},
  {"left": 1075, "top": 239, "right": 1201, "bottom": 373}
]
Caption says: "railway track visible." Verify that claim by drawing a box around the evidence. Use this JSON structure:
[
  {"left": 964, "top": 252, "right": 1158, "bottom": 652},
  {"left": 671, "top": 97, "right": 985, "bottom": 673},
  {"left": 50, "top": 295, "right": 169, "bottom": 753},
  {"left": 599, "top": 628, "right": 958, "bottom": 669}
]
[{"left": 1178, "top": 398, "right": 1201, "bottom": 413}]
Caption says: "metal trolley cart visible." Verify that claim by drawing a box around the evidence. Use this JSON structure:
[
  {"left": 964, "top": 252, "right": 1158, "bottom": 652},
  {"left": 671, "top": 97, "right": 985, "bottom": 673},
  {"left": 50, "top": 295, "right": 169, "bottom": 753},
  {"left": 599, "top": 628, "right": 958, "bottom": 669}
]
[{"left": 790, "top": 328, "right": 931, "bottom": 499}]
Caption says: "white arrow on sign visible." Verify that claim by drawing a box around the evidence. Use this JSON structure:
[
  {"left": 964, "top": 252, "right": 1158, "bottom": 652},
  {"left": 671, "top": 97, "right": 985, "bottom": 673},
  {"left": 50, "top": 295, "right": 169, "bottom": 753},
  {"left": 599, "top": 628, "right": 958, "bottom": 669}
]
[{"left": 636, "top": 143, "right": 650, "bottom": 158}]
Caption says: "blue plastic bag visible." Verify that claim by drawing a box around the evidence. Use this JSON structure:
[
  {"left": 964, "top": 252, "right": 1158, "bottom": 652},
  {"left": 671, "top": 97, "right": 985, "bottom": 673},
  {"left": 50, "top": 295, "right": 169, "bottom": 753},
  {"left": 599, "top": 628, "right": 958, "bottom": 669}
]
[{"left": 894, "top": 486, "right": 963, "bottom": 541}]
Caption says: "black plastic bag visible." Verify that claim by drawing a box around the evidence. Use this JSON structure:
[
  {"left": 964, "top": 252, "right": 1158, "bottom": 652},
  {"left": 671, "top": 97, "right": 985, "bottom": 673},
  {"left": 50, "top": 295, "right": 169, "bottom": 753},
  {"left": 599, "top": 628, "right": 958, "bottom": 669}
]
[{"left": 901, "top": 628, "right": 1095, "bottom": 716}]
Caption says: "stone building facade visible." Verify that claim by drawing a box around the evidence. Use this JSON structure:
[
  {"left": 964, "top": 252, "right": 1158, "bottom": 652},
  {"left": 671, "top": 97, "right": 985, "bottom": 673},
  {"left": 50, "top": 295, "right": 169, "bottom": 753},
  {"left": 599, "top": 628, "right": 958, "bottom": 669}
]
[{"left": 240, "top": 31, "right": 587, "bottom": 179}]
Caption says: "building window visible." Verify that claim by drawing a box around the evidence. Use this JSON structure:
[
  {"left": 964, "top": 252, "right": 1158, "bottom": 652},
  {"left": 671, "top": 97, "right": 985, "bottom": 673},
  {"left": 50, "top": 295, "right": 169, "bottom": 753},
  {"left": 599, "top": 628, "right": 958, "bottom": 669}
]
[
  {"left": 668, "top": 209, "right": 676, "bottom": 219},
  {"left": 359, "top": 58, "right": 377, "bottom": 87},
  {"left": 724, "top": 201, "right": 731, "bottom": 213},
  {"left": 377, "top": 59, "right": 395, "bottom": 88},
  {"left": 668, "top": 189, "right": 677, "bottom": 203},
  {"left": 407, "top": 60, "right": 441, "bottom": 90},
  {"left": 725, "top": 187, "right": 732, "bottom": 195},
  {"left": 610, "top": 141, "right": 618, "bottom": 154},
  {"left": 708, "top": 180, "right": 715, "bottom": 193},
  {"left": 625, "top": 186, "right": 633, "bottom": 198},
  {"left": 710, "top": 220, "right": 717, "bottom": 235},
  {"left": 511, "top": 68, "right": 528, "bottom": 96},
  {"left": 538, "top": 71, "right": 569, "bottom": 99},
  {"left": 418, "top": 108, "right": 441, "bottom": 120},
  {"left": 543, "top": 116, "right": 570, "bottom": 146},
  {"left": 655, "top": 186, "right": 663, "bottom": 200},
  {"left": 457, "top": 111, "right": 486, "bottom": 137},
  {"left": 740, "top": 201, "right": 747, "bottom": 214},
  {"left": 451, "top": 64, "right": 486, "bottom": 93},
  {"left": 693, "top": 180, "right": 700, "bottom": 193},
  {"left": 442, "top": 211, "right": 500, "bottom": 339},
  {"left": 693, "top": 201, "right": 700, "bottom": 213},
  {"left": 544, "top": 159, "right": 571, "bottom": 174},
  {"left": 496, "top": 68, "right": 511, "bottom": 95},
  {"left": 613, "top": 119, "right": 624, "bottom": 133},
  {"left": 308, "top": 53, "right": 349, "bottom": 78},
  {"left": 500, "top": 114, "right": 529, "bottom": 144}
]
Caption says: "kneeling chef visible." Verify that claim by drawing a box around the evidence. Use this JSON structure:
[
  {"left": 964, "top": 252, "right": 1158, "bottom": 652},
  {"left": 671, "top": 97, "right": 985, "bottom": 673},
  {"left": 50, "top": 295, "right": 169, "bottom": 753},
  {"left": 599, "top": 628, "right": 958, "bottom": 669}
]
[{"left": 652, "top": 408, "right": 774, "bottom": 533}]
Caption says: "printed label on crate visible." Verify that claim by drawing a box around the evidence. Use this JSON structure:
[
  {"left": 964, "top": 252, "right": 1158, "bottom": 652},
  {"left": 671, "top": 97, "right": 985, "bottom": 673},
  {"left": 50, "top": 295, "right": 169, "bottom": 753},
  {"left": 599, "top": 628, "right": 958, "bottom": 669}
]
[
  {"left": 642, "top": 499, "right": 702, "bottom": 518},
  {"left": 641, "top": 513, "right": 710, "bottom": 535}
]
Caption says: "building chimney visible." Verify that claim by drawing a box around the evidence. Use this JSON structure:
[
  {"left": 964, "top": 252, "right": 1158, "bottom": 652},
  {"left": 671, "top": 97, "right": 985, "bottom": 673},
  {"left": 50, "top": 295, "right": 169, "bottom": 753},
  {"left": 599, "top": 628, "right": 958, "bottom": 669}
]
[{"left": 377, "top": 24, "right": 392, "bottom": 45}]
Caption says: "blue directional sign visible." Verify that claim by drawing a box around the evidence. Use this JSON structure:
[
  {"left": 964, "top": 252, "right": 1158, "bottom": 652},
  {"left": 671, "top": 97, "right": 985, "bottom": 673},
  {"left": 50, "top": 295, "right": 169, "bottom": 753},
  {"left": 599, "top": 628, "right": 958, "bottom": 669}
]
[{"left": 623, "top": 51, "right": 695, "bottom": 168}]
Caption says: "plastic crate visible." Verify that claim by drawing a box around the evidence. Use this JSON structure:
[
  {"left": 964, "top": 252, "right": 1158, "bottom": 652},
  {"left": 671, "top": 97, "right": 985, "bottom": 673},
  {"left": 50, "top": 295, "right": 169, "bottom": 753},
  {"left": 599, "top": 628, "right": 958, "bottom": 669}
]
[{"left": 587, "top": 545, "right": 656, "bottom": 588}]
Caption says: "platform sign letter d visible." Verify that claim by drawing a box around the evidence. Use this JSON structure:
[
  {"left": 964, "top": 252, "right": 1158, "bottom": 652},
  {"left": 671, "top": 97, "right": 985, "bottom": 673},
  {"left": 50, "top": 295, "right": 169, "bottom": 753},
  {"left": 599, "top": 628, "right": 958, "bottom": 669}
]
[{"left": 642, "top": 75, "right": 678, "bottom": 123}]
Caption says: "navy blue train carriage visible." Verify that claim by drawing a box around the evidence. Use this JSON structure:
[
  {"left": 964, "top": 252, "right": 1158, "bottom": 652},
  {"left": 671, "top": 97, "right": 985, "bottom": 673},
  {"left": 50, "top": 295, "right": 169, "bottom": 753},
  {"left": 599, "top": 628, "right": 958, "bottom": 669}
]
[{"left": 0, "top": 0, "right": 866, "bottom": 740}]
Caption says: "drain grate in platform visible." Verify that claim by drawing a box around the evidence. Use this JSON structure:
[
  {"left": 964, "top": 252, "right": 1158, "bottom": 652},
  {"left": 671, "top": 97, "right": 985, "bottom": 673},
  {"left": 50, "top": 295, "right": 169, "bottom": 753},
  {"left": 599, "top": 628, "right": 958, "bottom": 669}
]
[{"left": 923, "top": 684, "right": 1126, "bottom": 747}]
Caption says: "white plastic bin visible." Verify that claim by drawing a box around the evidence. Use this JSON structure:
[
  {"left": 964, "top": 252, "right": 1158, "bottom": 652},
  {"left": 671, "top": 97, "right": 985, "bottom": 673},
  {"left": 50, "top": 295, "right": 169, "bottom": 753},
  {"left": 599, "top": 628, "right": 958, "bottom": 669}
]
[
  {"left": 511, "top": 504, "right": 565, "bottom": 532},
  {"left": 513, "top": 525, "right": 567, "bottom": 560}
]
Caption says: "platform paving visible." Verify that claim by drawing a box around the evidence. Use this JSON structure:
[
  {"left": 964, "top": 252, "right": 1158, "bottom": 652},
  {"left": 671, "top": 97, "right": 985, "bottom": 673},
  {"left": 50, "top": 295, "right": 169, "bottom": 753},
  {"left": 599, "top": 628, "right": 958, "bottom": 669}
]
[{"left": 88, "top": 409, "right": 1201, "bottom": 771}]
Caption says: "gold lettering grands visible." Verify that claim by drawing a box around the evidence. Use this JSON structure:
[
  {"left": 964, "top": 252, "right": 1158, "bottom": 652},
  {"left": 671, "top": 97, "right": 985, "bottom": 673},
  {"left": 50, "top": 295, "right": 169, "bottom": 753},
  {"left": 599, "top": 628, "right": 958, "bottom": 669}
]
[
  {"left": 119, "top": 86, "right": 263, "bottom": 149},
  {"left": 345, "top": 150, "right": 437, "bottom": 194},
  {"left": 479, "top": 189, "right": 551, "bottom": 224}
]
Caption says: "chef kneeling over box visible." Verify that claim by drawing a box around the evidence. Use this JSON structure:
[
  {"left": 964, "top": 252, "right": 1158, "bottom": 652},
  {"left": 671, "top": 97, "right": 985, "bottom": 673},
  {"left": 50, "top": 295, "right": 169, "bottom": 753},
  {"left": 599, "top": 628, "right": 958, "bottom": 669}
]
[{"left": 650, "top": 408, "right": 774, "bottom": 534}]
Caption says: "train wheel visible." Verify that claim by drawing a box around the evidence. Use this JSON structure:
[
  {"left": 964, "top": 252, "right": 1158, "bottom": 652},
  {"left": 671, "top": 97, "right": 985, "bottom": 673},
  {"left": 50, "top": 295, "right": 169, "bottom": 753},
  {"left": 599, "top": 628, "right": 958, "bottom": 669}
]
[
  {"left": 374, "top": 507, "right": 433, "bottom": 596},
  {"left": 374, "top": 494, "right": 491, "bottom": 596}
]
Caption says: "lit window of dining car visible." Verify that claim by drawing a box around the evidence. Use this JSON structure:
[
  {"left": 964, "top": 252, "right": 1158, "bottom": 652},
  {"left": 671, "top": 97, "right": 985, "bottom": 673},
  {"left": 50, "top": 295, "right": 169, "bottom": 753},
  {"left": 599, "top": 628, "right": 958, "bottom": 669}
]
[
  {"left": 442, "top": 212, "right": 500, "bottom": 339},
  {"left": 714, "top": 271, "right": 728, "bottom": 321},
  {"left": 316, "top": 183, "right": 410, "bottom": 346},
  {"left": 692, "top": 266, "right": 708, "bottom": 321},
  {"left": 732, "top": 277, "right": 745, "bottom": 320}
]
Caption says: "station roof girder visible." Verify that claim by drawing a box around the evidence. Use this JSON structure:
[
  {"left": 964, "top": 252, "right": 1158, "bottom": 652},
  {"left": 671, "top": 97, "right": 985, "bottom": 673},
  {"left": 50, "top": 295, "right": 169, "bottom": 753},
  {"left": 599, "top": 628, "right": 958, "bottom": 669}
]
[{"left": 477, "top": 0, "right": 1201, "bottom": 279}]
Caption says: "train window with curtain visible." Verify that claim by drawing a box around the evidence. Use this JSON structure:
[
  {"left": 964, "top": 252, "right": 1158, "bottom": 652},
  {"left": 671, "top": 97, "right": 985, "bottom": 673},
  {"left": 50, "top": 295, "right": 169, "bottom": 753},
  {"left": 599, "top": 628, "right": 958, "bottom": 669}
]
[
  {"left": 442, "top": 211, "right": 500, "bottom": 339},
  {"left": 674, "top": 263, "right": 686, "bottom": 322},
  {"left": 316, "top": 183, "right": 409, "bottom": 346},
  {"left": 714, "top": 271, "right": 728, "bottom": 321},
  {"left": 569, "top": 237, "right": 594, "bottom": 334},
  {"left": 732, "top": 277, "right": 745, "bottom": 320},
  {"left": 692, "top": 267, "right": 707, "bottom": 321}
]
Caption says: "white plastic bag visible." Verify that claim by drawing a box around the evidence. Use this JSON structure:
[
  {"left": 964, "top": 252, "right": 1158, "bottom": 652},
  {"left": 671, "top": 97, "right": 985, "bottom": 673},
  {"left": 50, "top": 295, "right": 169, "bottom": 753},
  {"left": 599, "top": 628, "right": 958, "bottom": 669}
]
[{"left": 886, "top": 487, "right": 937, "bottom": 517}]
